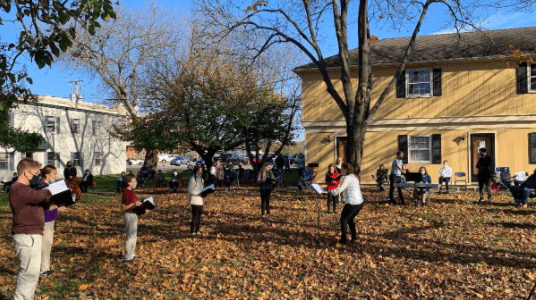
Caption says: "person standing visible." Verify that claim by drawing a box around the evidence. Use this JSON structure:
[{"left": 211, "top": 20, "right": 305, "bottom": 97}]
[
  {"left": 336, "top": 157, "right": 344, "bottom": 173},
  {"left": 283, "top": 155, "right": 291, "bottom": 174},
  {"left": 476, "top": 148, "right": 494, "bottom": 202},
  {"left": 79, "top": 169, "right": 94, "bottom": 193},
  {"left": 40, "top": 165, "right": 67, "bottom": 276},
  {"left": 387, "top": 151, "right": 405, "bottom": 205},
  {"left": 9, "top": 158, "right": 53, "bottom": 299},
  {"left": 63, "top": 161, "right": 81, "bottom": 201},
  {"left": 276, "top": 155, "right": 284, "bottom": 176},
  {"left": 330, "top": 162, "right": 365, "bottom": 244},
  {"left": 296, "top": 154, "right": 305, "bottom": 178},
  {"left": 121, "top": 174, "right": 149, "bottom": 263},
  {"left": 438, "top": 160, "right": 452, "bottom": 193},
  {"left": 188, "top": 166, "right": 205, "bottom": 236},
  {"left": 257, "top": 163, "right": 275, "bottom": 217},
  {"left": 325, "top": 164, "right": 341, "bottom": 213}
]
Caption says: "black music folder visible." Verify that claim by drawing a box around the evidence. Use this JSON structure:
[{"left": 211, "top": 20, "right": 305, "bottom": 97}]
[
  {"left": 132, "top": 196, "right": 156, "bottom": 215},
  {"left": 44, "top": 181, "right": 75, "bottom": 207}
]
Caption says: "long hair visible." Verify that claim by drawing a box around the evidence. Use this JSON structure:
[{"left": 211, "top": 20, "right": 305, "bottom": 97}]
[
  {"left": 257, "top": 163, "right": 273, "bottom": 182},
  {"left": 419, "top": 166, "right": 429, "bottom": 176},
  {"left": 192, "top": 165, "right": 202, "bottom": 186},
  {"left": 341, "top": 162, "right": 360, "bottom": 180},
  {"left": 327, "top": 163, "right": 336, "bottom": 174}
]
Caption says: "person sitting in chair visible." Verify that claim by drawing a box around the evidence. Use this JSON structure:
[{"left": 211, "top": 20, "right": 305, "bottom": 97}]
[
  {"left": 155, "top": 170, "right": 166, "bottom": 187},
  {"left": 79, "top": 169, "right": 94, "bottom": 193},
  {"left": 371, "top": 164, "right": 388, "bottom": 191},
  {"left": 438, "top": 160, "right": 452, "bottom": 193},
  {"left": 116, "top": 172, "right": 126, "bottom": 193},
  {"left": 2, "top": 172, "right": 18, "bottom": 193},
  {"left": 169, "top": 170, "right": 182, "bottom": 193},
  {"left": 414, "top": 166, "right": 432, "bottom": 206}
]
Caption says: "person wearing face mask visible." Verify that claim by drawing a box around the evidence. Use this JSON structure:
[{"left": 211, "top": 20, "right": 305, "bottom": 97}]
[
  {"left": 169, "top": 169, "right": 182, "bottom": 193},
  {"left": 476, "top": 148, "right": 493, "bottom": 202},
  {"left": 438, "top": 160, "right": 452, "bottom": 193},
  {"left": 79, "top": 169, "right": 94, "bottom": 193},
  {"left": 330, "top": 162, "right": 364, "bottom": 244},
  {"left": 413, "top": 166, "right": 432, "bottom": 206},
  {"left": 371, "top": 164, "right": 388, "bottom": 191},
  {"left": 40, "top": 165, "right": 68, "bottom": 276}
]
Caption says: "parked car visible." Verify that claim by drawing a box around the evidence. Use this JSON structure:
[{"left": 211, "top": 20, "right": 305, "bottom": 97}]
[
  {"left": 158, "top": 154, "right": 171, "bottom": 163},
  {"left": 127, "top": 158, "right": 143, "bottom": 165},
  {"left": 220, "top": 153, "right": 242, "bottom": 165},
  {"left": 187, "top": 158, "right": 206, "bottom": 171},
  {"left": 171, "top": 156, "right": 190, "bottom": 166}
]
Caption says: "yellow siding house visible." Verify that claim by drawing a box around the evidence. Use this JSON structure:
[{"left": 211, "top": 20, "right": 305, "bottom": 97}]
[{"left": 295, "top": 27, "right": 536, "bottom": 186}]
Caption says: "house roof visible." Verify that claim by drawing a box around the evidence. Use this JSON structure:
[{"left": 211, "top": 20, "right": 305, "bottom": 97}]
[{"left": 294, "top": 27, "right": 536, "bottom": 72}]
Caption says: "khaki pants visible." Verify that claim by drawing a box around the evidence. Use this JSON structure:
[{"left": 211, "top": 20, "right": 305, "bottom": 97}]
[
  {"left": 13, "top": 234, "right": 42, "bottom": 300},
  {"left": 124, "top": 212, "right": 138, "bottom": 260},
  {"left": 41, "top": 221, "right": 55, "bottom": 272}
]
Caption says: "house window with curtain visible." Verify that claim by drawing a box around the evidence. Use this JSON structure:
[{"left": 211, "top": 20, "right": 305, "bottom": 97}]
[
  {"left": 409, "top": 136, "right": 431, "bottom": 163},
  {"left": 45, "top": 116, "right": 55, "bottom": 132},
  {"left": 72, "top": 119, "right": 80, "bottom": 134},
  {"left": 73, "top": 152, "right": 82, "bottom": 167},
  {"left": 407, "top": 70, "right": 432, "bottom": 97},
  {"left": 47, "top": 152, "right": 56, "bottom": 166}
]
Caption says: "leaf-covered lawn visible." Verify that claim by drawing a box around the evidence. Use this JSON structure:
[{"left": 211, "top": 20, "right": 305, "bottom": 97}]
[{"left": 0, "top": 187, "right": 534, "bottom": 299}]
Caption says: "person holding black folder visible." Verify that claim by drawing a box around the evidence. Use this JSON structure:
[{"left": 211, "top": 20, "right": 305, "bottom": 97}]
[
  {"left": 188, "top": 166, "right": 206, "bottom": 236},
  {"left": 257, "top": 163, "right": 276, "bottom": 217},
  {"left": 9, "top": 158, "right": 53, "bottom": 299},
  {"left": 39, "top": 165, "right": 67, "bottom": 276},
  {"left": 120, "top": 174, "right": 149, "bottom": 263}
]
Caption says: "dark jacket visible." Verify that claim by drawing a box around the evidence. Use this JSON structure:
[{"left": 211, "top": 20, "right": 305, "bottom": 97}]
[
  {"left": 81, "top": 173, "right": 94, "bottom": 184},
  {"left": 276, "top": 156, "right": 284, "bottom": 169},
  {"left": 258, "top": 170, "right": 275, "bottom": 190},
  {"left": 476, "top": 155, "right": 493, "bottom": 180},
  {"left": 64, "top": 166, "right": 77, "bottom": 179}
]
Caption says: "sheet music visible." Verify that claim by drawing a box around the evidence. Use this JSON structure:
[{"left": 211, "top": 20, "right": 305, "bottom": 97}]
[
  {"left": 310, "top": 183, "right": 326, "bottom": 195},
  {"left": 202, "top": 184, "right": 215, "bottom": 193},
  {"left": 44, "top": 180, "right": 69, "bottom": 196},
  {"left": 143, "top": 196, "right": 155, "bottom": 205}
]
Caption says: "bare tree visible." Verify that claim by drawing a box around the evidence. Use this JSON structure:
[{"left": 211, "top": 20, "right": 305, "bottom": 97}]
[
  {"left": 60, "top": 3, "right": 186, "bottom": 174},
  {"left": 196, "top": 0, "right": 532, "bottom": 172}
]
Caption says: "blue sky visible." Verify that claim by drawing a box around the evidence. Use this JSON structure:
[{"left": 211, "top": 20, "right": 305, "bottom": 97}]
[{"left": 1, "top": 1, "right": 535, "bottom": 103}]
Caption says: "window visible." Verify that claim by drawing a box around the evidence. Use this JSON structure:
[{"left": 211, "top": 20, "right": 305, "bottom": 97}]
[
  {"left": 530, "top": 133, "right": 536, "bottom": 164},
  {"left": 409, "top": 136, "right": 431, "bottom": 163},
  {"left": 73, "top": 152, "right": 82, "bottom": 167},
  {"left": 407, "top": 70, "right": 432, "bottom": 97},
  {"left": 45, "top": 116, "right": 55, "bottom": 133},
  {"left": 0, "top": 153, "right": 8, "bottom": 170},
  {"left": 72, "top": 119, "right": 80, "bottom": 134},
  {"left": 529, "top": 64, "right": 536, "bottom": 92},
  {"left": 93, "top": 121, "right": 100, "bottom": 135},
  {"left": 47, "top": 152, "right": 56, "bottom": 166},
  {"left": 94, "top": 152, "right": 102, "bottom": 166}
]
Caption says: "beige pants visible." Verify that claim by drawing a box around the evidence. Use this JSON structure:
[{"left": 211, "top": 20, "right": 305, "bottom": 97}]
[
  {"left": 124, "top": 212, "right": 138, "bottom": 260},
  {"left": 13, "top": 234, "right": 42, "bottom": 300},
  {"left": 41, "top": 221, "right": 55, "bottom": 272}
]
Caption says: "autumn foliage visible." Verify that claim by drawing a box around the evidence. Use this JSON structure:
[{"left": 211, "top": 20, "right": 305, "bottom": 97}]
[{"left": 0, "top": 187, "right": 534, "bottom": 299}]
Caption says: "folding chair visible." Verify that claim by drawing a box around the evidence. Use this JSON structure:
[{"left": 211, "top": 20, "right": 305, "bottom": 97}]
[
  {"left": 230, "top": 169, "right": 240, "bottom": 187},
  {"left": 453, "top": 172, "right": 468, "bottom": 191}
]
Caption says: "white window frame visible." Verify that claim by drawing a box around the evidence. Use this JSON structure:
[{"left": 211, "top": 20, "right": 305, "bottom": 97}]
[
  {"left": 528, "top": 63, "right": 536, "bottom": 93},
  {"left": 47, "top": 152, "right": 56, "bottom": 166},
  {"left": 45, "top": 116, "right": 55, "bottom": 133},
  {"left": 73, "top": 152, "right": 82, "bottom": 167},
  {"left": 94, "top": 152, "right": 102, "bottom": 166},
  {"left": 92, "top": 120, "right": 100, "bottom": 135},
  {"left": 0, "top": 152, "right": 8, "bottom": 170},
  {"left": 406, "top": 69, "right": 433, "bottom": 98},
  {"left": 408, "top": 135, "right": 432, "bottom": 163},
  {"left": 72, "top": 119, "right": 80, "bottom": 134}
]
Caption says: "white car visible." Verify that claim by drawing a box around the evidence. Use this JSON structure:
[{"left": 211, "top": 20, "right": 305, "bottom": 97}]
[
  {"left": 127, "top": 158, "right": 143, "bottom": 165},
  {"left": 171, "top": 156, "right": 189, "bottom": 165}
]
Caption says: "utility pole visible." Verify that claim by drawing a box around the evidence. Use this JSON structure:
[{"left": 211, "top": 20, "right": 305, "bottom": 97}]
[{"left": 69, "top": 79, "right": 83, "bottom": 108}]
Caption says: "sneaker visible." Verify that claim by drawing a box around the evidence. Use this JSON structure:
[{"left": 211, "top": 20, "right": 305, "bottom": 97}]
[
  {"left": 41, "top": 270, "right": 53, "bottom": 276},
  {"left": 190, "top": 233, "right": 196, "bottom": 237},
  {"left": 195, "top": 232, "right": 201, "bottom": 236},
  {"left": 124, "top": 258, "right": 135, "bottom": 263}
]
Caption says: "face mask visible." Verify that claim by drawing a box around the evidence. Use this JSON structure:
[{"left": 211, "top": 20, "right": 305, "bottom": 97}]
[
  {"left": 420, "top": 171, "right": 425, "bottom": 175},
  {"left": 443, "top": 163, "right": 448, "bottom": 167},
  {"left": 479, "top": 153, "right": 485, "bottom": 157},
  {"left": 380, "top": 167, "right": 384, "bottom": 170},
  {"left": 173, "top": 172, "right": 178, "bottom": 176},
  {"left": 25, "top": 172, "right": 38, "bottom": 184}
]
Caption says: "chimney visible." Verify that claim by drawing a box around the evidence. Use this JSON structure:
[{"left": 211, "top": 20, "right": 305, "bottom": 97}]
[{"left": 370, "top": 34, "right": 379, "bottom": 44}]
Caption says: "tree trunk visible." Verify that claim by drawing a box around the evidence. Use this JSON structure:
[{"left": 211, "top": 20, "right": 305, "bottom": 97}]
[{"left": 143, "top": 149, "right": 160, "bottom": 178}]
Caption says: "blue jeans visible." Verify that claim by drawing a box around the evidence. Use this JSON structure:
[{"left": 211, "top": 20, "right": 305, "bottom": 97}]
[{"left": 439, "top": 176, "right": 450, "bottom": 192}]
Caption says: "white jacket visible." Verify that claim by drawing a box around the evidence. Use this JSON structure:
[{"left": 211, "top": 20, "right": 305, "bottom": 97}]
[
  {"left": 331, "top": 174, "right": 363, "bottom": 205},
  {"left": 439, "top": 166, "right": 452, "bottom": 178},
  {"left": 188, "top": 175, "right": 204, "bottom": 206}
]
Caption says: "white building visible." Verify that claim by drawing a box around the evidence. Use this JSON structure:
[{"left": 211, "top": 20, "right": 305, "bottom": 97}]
[{"left": 1, "top": 96, "right": 129, "bottom": 180}]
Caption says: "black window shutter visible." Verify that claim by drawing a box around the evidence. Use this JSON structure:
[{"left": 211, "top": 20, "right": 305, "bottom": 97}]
[
  {"left": 396, "top": 71, "right": 406, "bottom": 98},
  {"left": 433, "top": 69, "right": 442, "bottom": 96},
  {"left": 398, "top": 135, "right": 408, "bottom": 164},
  {"left": 432, "top": 134, "right": 442, "bottom": 164},
  {"left": 517, "top": 62, "right": 528, "bottom": 94}
]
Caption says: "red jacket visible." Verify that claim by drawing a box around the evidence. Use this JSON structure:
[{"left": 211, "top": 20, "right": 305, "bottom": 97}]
[{"left": 325, "top": 172, "right": 341, "bottom": 191}]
